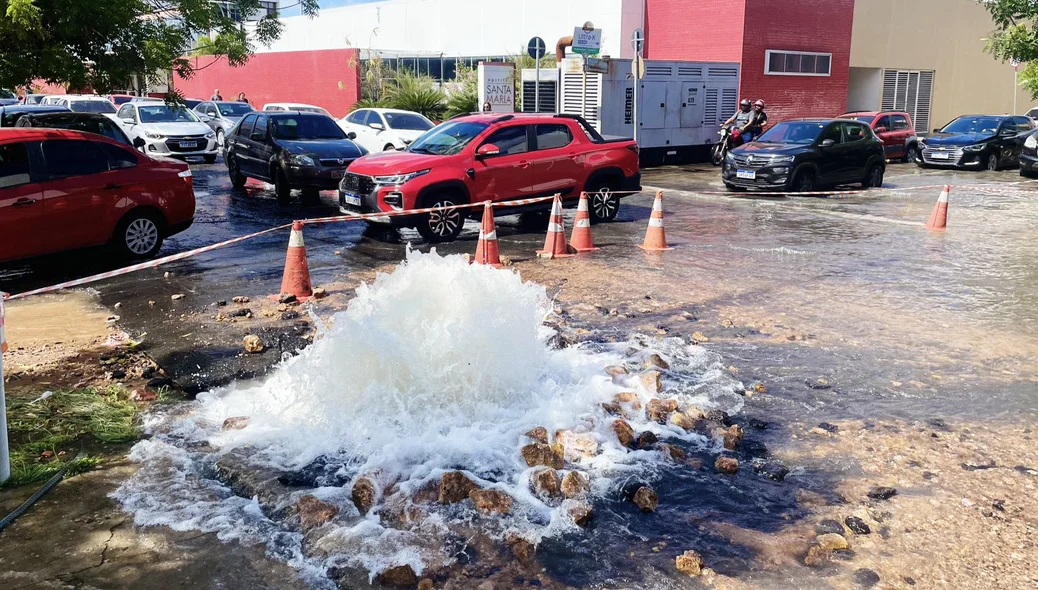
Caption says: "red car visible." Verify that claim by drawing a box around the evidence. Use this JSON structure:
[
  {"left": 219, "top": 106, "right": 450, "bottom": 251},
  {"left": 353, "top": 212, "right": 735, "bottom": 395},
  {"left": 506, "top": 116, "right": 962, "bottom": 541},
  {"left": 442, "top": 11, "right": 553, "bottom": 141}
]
[
  {"left": 0, "top": 128, "right": 195, "bottom": 263},
  {"left": 840, "top": 111, "right": 919, "bottom": 163},
  {"left": 339, "top": 113, "right": 641, "bottom": 241}
]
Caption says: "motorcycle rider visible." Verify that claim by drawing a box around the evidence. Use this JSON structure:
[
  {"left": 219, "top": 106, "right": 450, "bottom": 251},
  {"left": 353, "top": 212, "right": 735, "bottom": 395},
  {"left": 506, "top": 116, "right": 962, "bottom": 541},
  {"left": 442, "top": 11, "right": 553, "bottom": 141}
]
[
  {"left": 721, "top": 99, "right": 768, "bottom": 145},
  {"left": 746, "top": 99, "right": 769, "bottom": 141},
  {"left": 722, "top": 99, "right": 754, "bottom": 144}
]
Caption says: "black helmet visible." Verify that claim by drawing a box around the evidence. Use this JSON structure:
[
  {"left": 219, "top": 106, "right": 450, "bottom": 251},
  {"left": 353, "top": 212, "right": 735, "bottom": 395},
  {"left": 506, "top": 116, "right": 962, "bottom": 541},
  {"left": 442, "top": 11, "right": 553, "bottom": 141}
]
[{"left": 740, "top": 99, "right": 751, "bottom": 109}]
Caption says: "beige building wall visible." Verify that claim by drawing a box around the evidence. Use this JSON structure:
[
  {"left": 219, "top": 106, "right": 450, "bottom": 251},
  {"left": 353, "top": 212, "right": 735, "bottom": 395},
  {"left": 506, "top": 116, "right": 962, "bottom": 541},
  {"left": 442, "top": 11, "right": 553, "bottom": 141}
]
[{"left": 850, "top": 0, "right": 1033, "bottom": 129}]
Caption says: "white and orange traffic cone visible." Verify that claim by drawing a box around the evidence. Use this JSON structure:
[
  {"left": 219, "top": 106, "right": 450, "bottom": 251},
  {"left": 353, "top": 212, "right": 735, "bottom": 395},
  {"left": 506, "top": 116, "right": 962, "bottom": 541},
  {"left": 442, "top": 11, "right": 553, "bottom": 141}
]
[
  {"left": 536, "top": 194, "right": 575, "bottom": 259},
  {"left": 473, "top": 201, "right": 503, "bottom": 268},
  {"left": 925, "top": 185, "right": 950, "bottom": 230},
  {"left": 569, "top": 192, "right": 600, "bottom": 253},
  {"left": 276, "top": 221, "right": 313, "bottom": 301},
  {"left": 637, "top": 191, "right": 674, "bottom": 251}
]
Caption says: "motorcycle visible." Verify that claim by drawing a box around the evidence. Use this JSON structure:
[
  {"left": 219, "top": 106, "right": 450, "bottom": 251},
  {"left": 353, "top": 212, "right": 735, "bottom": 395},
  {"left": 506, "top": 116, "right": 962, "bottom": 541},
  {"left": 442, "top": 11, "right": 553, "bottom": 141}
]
[{"left": 711, "top": 126, "right": 742, "bottom": 166}]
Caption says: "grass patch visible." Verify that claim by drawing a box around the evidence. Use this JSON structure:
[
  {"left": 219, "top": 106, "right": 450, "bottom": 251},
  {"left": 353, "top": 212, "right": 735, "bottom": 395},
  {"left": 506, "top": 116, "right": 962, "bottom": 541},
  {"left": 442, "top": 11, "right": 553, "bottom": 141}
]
[{"left": 2, "top": 385, "right": 141, "bottom": 488}]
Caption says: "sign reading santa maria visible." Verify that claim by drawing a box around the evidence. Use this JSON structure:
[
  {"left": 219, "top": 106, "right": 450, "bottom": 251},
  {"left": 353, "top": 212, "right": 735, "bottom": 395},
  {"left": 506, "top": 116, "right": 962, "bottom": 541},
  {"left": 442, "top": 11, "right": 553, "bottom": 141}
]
[{"left": 478, "top": 62, "right": 515, "bottom": 113}]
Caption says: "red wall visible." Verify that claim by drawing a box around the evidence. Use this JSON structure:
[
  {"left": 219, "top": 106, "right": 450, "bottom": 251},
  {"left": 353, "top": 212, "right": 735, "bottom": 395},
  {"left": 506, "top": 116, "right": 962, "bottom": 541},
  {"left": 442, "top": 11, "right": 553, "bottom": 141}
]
[
  {"left": 644, "top": 0, "right": 854, "bottom": 122},
  {"left": 174, "top": 48, "right": 361, "bottom": 118}
]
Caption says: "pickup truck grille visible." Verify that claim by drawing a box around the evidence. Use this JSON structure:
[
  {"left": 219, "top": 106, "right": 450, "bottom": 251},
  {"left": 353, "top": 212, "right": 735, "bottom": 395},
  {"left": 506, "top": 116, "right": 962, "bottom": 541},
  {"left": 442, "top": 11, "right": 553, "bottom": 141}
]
[{"left": 341, "top": 172, "right": 374, "bottom": 195}]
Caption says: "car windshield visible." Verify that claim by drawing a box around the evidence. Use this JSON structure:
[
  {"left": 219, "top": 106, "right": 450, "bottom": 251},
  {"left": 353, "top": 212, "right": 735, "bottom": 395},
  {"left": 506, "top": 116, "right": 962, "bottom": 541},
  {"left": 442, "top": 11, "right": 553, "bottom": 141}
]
[
  {"left": 941, "top": 116, "right": 1002, "bottom": 134},
  {"left": 217, "top": 102, "right": 254, "bottom": 117},
  {"left": 756, "top": 121, "right": 827, "bottom": 145},
  {"left": 271, "top": 115, "right": 345, "bottom": 140},
  {"left": 111, "top": 96, "right": 133, "bottom": 105},
  {"left": 138, "top": 105, "right": 199, "bottom": 123},
  {"left": 385, "top": 112, "right": 433, "bottom": 131},
  {"left": 70, "top": 100, "right": 117, "bottom": 114},
  {"left": 849, "top": 116, "right": 874, "bottom": 123},
  {"left": 0, "top": 88, "right": 15, "bottom": 99},
  {"left": 25, "top": 95, "right": 44, "bottom": 105},
  {"left": 408, "top": 121, "right": 487, "bottom": 155}
]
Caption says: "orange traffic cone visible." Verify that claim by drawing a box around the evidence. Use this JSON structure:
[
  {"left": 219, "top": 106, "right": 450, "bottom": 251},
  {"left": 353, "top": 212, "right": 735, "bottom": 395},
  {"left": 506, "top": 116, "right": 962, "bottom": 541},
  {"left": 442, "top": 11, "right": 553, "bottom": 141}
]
[
  {"left": 637, "top": 191, "right": 674, "bottom": 251},
  {"left": 569, "top": 192, "right": 600, "bottom": 253},
  {"left": 473, "top": 201, "right": 503, "bottom": 268},
  {"left": 536, "top": 194, "right": 575, "bottom": 259},
  {"left": 925, "top": 185, "right": 950, "bottom": 230},
  {"left": 276, "top": 221, "right": 313, "bottom": 301}
]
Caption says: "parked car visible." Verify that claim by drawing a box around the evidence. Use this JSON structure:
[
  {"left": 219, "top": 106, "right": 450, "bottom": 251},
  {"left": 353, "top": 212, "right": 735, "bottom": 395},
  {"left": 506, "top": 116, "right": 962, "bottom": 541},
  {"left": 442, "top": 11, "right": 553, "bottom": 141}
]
[
  {"left": 841, "top": 110, "right": 919, "bottom": 162},
  {"left": 338, "top": 108, "right": 435, "bottom": 153},
  {"left": 107, "top": 94, "right": 137, "bottom": 106},
  {"left": 919, "top": 115, "right": 1035, "bottom": 170},
  {"left": 339, "top": 113, "right": 641, "bottom": 242},
  {"left": 114, "top": 102, "right": 218, "bottom": 162},
  {"left": 44, "top": 95, "right": 119, "bottom": 114},
  {"left": 193, "top": 101, "right": 255, "bottom": 147},
  {"left": 262, "top": 102, "right": 332, "bottom": 116},
  {"left": 722, "top": 119, "right": 886, "bottom": 192},
  {"left": 224, "top": 111, "right": 367, "bottom": 205},
  {"left": 22, "top": 94, "right": 47, "bottom": 106},
  {"left": 1026, "top": 106, "right": 1038, "bottom": 120},
  {"left": 0, "top": 89, "right": 18, "bottom": 106},
  {"left": 0, "top": 128, "right": 195, "bottom": 263},
  {"left": 0, "top": 104, "right": 71, "bottom": 127},
  {"left": 1019, "top": 133, "right": 1038, "bottom": 177},
  {"left": 14, "top": 112, "right": 139, "bottom": 148}
]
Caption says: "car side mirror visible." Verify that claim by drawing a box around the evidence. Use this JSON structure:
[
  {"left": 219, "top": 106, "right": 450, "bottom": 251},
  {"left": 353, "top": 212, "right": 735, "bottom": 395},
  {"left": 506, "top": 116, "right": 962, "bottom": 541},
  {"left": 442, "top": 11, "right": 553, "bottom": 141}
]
[
  {"left": 369, "top": 122, "right": 384, "bottom": 131},
  {"left": 875, "top": 126, "right": 887, "bottom": 133},
  {"left": 476, "top": 143, "right": 500, "bottom": 158},
  {"left": 346, "top": 131, "right": 357, "bottom": 140},
  {"left": 251, "top": 131, "right": 266, "bottom": 141},
  {"left": 132, "top": 137, "right": 146, "bottom": 149},
  {"left": 932, "top": 128, "right": 940, "bottom": 134},
  {"left": 198, "top": 115, "right": 211, "bottom": 123},
  {"left": 1000, "top": 128, "right": 1016, "bottom": 137},
  {"left": 122, "top": 117, "right": 136, "bottom": 125},
  {"left": 820, "top": 139, "right": 836, "bottom": 148}
]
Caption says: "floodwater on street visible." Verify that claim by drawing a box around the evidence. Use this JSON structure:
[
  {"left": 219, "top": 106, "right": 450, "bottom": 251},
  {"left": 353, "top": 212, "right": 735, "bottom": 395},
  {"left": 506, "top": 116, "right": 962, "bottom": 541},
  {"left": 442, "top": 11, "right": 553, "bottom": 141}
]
[{"left": 3, "top": 158, "right": 1038, "bottom": 589}]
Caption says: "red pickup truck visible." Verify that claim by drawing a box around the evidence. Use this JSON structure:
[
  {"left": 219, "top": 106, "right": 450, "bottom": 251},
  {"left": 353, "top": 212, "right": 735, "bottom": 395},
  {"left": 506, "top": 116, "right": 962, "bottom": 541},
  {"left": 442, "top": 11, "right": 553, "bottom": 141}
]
[
  {"left": 840, "top": 110, "right": 920, "bottom": 163},
  {"left": 339, "top": 113, "right": 641, "bottom": 242}
]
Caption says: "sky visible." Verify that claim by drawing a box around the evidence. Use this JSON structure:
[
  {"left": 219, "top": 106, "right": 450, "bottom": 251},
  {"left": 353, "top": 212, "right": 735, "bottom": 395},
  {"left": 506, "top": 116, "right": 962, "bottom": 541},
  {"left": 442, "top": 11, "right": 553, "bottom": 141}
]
[{"left": 281, "top": 0, "right": 384, "bottom": 17}]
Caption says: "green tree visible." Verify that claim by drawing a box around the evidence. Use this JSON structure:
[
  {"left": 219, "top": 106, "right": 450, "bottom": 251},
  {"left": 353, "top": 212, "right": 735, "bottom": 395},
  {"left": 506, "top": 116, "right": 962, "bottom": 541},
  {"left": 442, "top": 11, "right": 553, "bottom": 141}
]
[
  {"left": 444, "top": 62, "right": 478, "bottom": 118},
  {"left": 984, "top": 0, "right": 1038, "bottom": 97},
  {"left": 0, "top": 0, "right": 318, "bottom": 93},
  {"left": 383, "top": 70, "right": 445, "bottom": 120}
]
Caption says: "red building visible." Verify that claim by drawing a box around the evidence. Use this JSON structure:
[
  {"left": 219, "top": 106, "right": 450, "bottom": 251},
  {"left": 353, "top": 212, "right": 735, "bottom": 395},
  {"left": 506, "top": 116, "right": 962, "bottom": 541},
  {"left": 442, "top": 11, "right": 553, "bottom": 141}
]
[{"left": 645, "top": 0, "right": 855, "bottom": 122}]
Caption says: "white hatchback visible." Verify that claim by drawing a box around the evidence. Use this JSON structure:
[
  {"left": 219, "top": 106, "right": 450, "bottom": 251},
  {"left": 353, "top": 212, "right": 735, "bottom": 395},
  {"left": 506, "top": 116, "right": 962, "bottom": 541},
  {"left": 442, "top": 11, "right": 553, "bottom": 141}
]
[{"left": 337, "top": 108, "right": 435, "bottom": 152}]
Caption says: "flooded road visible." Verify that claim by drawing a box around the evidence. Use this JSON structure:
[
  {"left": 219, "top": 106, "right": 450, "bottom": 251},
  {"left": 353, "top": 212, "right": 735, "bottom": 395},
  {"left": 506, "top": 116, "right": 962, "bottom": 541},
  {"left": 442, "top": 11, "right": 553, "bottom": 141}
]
[{"left": 3, "top": 158, "right": 1038, "bottom": 589}]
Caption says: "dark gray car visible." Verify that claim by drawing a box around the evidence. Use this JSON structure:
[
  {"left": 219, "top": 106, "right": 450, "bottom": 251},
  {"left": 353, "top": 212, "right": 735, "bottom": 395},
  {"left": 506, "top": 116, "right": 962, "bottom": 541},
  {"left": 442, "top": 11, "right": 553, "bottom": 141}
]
[{"left": 194, "top": 101, "right": 255, "bottom": 148}]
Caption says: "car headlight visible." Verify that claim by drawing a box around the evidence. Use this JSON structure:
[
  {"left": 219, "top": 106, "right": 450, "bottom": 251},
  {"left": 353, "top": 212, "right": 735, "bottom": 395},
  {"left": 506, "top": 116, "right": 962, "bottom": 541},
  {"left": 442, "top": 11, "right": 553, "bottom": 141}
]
[
  {"left": 288, "top": 154, "right": 316, "bottom": 167},
  {"left": 205, "top": 130, "right": 216, "bottom": 139},
  {"left": 144, "top": 131, "right": 164, "bottom": 139},
  {"left": 1026, "top": 135, "right": 1037, "bottom": 149},
  {"left": 963, "top": 143, "right": 987, "bottom": 152},
  {"left": 769, "top": 155, "right": 795, "bottom": 164},
  {"left": 373, "top": 169, "right": 431, "bottom": 185},
  {"left": 724, "top": 151, "right": 735, "bottom": 164},
  {"left": 918, "top": 140, "right": 927, "bottom": 150}
]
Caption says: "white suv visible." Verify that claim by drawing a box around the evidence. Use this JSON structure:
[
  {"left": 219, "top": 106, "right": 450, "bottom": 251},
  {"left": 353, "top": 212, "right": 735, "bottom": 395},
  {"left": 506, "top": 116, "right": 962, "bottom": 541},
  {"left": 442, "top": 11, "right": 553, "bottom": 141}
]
[
  {"left": 114, "top": 102, "right": 218, "bottom": 162},
  {"left": 42, "top": 95, "right": 118, "bottom": 115},
  {"left": 337, "top": 108, "right": 434, "bottom": 152}
]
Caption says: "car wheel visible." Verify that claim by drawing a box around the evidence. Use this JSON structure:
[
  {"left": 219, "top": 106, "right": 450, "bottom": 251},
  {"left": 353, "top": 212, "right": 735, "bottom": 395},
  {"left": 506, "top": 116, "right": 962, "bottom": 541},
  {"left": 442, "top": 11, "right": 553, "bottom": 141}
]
[
  {"left": 791, "top": 168, "right": 816, "bottom": 193},
  {"left": 415, "top": 193, "right": 466, "bottom": 242},
  {"left": 113, "top": 211, "right": 164, "bottom": 259},
  {"left": 903, "top": 144, "right": 919, "bottom": 164},
  {"left": 587, "top": 181, "right": 620, "bottom": 223},
  {"left": 383, "top": 143, "right": 397, "bottom": 152},
  {"left": 986, "top": 153, "right": 999, "bottom": 171},
  {"left": 862, "top": 164, "right": 884, "bottom": 188},
  {"left": 203, "top": 154, "right": 217, "bottom": 164},
  {"left": 228, "top": 156, "right": 247, "bottom": 188},
  {"left": 274, "top": 168, "right": 293, "bottom": 206},
  {"left": 216, "top": 129, "right": 225, "bottom": 149},
  {"left": 1021, "top": 168, "right": 1036, "bottom": 178},
  {"left": 710, "top": 144, "right": 724, "bottom": 166}
]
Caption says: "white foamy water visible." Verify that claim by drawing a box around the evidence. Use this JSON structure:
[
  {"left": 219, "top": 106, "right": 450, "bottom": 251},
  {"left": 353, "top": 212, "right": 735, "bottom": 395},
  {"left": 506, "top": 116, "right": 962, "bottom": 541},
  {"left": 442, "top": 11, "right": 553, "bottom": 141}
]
[{"left": 115, "top": 250, "right": 745, "bottom": 584}]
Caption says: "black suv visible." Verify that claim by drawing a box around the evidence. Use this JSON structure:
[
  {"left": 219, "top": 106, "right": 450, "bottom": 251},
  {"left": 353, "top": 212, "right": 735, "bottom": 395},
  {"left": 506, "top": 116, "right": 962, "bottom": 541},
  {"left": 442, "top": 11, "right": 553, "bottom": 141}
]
[
  {"left": 224, "top": 111, "right": 367, "bottom": 204},
  {"left": 920, "top": 115, "right": 1035, "bottom": 171},
  {"left": 723, "top": 119, "right": 886, "bottom": 192}
]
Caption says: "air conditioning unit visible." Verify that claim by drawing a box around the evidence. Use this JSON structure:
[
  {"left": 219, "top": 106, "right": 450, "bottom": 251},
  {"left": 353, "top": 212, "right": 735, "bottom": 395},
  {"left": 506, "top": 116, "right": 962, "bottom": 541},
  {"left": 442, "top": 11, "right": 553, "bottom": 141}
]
[{"left": 521, "top": 67, "right": 559, "bottom": 114}]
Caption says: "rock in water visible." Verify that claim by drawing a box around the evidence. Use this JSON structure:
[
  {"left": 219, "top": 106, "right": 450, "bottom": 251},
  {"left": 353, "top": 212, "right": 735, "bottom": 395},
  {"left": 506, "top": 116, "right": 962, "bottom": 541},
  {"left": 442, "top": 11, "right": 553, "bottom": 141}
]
[
  {"left": 815, "top": 519, "right": 845, "bottom": 535},
  {"left": 845, "top": 516, "right": 871, "bottom": 535},
  {"left": 531, "top": 468, "right": 561, "bottom": 500},
  {"left": 469, "top": 489, "right": 513, "bottom": 515},
  {"left": 439, "top": 471, "right": 479, "bottom": 504},
  {"left": 612, "top": 419, "right": 637, "bottom": 447},
  {"left": 637, "top": 431, "right": 659, "bottom": 450},
  {"left": 640, "top": 370, "right": 663, "bottom": 393},
  {"left": 524, "top": 426, "right": 548, "bottom": 444},
  {"left": 295, "top": 495, "right": 339, "bottom": 531},
  {"left": 723, "top": 424, "right": 744, "bottom": 450},
  {"left": 278, "top": 293, "right": 297, "bottom": 304},
  {"left": 221, "top": 416, "right": 250, "bottom": 430},
  {"left": 556, "top": 430, "right": 599, "bottom": 460},
  {"left": 691, "top": 331, "right": 709, "bottom": 343},
  {"left": 242, "top": 334, "right": 264, "bottom": 353},
  {"left": 644, "top": 353, "right": 670, "bottom": 370},
  {"left": 646, "top": 398, "right": 678, "bottom": 423},
  {"left": 755, "top": 460, "right": 789, "bottom": 481},
  {"left": 659, "top": 444, "right": 686, "bottom": 461},
  {"left": 352, "top": 477, "right": 376, "bottom": 514},
  {"left": 867, "top": 486, "right": 898, "bottom": 500},
  {"left": 614, "top": 391, "right": 642, "bottom": 409},
  {"left": 706, "top": 409, "right": 733, "bottom": 426},
  {"left": 605, "top": 365, "right": 629, "bottom": 378},
  {"left": 377, "top": 565, "right": 418, "bottom": 588},
  {"left": 505, "top": 533, "right": 536, "bottom": 564},
  {"left": 670, "top": 412, "right": 698, "bottom": 431},
  {"left": 418, "top": 580, "right": 434, "bottom": 590},
  {"left": 633, "top": 485, "right": 659, "bottom": 512},
  {"left": 675, "top": 550, "right": 705, "bottom": 576},
  {"left": 564, "top": 499, "right": 594, "bottom": 527},
  {"left": 854, "top": 568, "right": 880, "bottom": 587},
  {"left": 816, "top": 533, "right": 850, "bottom": 551},
  {"left": 520, "top": 443, "right": 564, "bottom": 469},
  {"left": 804, "top": 545, "right": 831, "bottom": 567},
  {"left": 715, "top": 456, "right": 739, "bottom": 474},
  {"left": 561, "top": 471, "right": 590, "bottom": 498}
]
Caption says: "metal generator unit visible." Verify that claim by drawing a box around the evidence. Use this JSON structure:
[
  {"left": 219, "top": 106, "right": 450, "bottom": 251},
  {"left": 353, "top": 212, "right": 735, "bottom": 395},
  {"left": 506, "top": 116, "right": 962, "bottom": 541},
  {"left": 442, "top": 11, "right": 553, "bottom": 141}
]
[{"left": 550, "top": 57, "right": 741, "bottom": 165}]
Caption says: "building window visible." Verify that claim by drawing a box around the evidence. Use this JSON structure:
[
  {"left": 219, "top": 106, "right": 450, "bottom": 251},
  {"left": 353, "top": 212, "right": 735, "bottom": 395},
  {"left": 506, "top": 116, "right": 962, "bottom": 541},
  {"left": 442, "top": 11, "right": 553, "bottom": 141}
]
[{"left": 765, "top": 50, "right": 831, "bottom": 76}]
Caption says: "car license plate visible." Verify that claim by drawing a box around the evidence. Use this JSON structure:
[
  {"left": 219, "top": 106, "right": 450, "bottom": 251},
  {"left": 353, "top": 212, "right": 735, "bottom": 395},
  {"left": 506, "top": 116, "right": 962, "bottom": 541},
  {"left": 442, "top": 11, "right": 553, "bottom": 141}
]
[
  {"left": 180, "top": 141, "right": 197, "bottom": 149},
  {"left": 332, "top": 169, "right": 346, "bottom": 178},
  {"left": 736, "top": 169, "right": 756, "bottom": 180},
  {"left": 343, "top": 193, "right": 362, "bottom": 206},
  {"left": 931, "top": 152, "right": 950, "bottom": 160}
]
